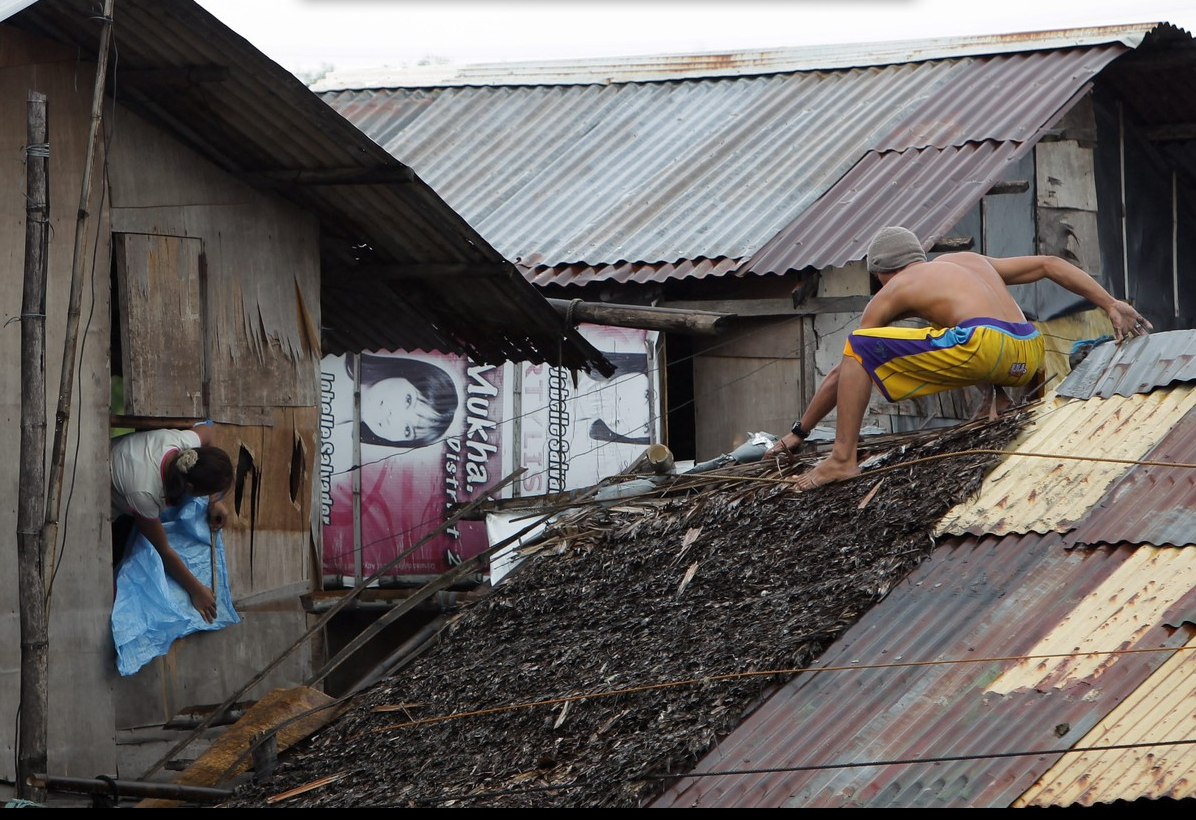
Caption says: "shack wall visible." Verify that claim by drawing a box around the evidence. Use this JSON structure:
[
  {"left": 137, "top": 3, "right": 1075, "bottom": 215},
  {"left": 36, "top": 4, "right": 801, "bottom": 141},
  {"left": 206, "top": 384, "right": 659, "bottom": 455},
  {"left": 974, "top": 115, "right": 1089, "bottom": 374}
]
[{"left": 0, "top": 29, "right": 321, "bottom": 783}]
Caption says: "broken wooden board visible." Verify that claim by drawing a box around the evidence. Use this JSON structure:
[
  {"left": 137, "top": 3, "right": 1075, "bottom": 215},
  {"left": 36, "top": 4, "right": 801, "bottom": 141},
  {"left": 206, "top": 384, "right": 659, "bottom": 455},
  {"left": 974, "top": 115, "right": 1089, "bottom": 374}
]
[{"left": 135, "top": 686, "right": 347, "bottom": 808}]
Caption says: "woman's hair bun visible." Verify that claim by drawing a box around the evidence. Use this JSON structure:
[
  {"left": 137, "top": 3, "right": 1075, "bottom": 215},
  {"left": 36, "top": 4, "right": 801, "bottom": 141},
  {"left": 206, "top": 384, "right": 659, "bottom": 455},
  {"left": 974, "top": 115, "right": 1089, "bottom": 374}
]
[{"left": 176, "top": 448, "right": 199, "bottom": 474}]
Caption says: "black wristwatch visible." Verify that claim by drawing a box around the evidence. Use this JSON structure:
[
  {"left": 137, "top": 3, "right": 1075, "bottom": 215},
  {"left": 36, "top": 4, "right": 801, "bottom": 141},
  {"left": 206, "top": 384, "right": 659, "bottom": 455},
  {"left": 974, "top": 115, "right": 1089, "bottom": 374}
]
[{"left": 790, "top": 420, "right": 809, "bottom": 440}]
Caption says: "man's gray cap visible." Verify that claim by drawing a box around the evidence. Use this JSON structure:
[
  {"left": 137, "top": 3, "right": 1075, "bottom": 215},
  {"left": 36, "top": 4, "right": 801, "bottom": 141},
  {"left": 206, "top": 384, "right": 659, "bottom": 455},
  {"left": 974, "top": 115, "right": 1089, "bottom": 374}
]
[{"left": 867, "top": 226, "right": 928, "bottom": 273}]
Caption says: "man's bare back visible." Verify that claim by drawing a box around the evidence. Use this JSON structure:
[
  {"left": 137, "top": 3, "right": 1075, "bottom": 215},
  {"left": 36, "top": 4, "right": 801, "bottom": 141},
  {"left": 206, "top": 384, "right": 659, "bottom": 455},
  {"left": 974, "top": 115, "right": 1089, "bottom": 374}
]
[{"left": 860, "top": 252, "right": 1029, "bottom": 331}]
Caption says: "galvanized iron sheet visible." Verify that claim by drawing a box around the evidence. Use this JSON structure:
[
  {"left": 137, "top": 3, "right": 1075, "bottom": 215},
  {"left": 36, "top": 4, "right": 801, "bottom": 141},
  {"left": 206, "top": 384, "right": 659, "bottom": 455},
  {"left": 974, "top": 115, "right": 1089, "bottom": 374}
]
[
  {"left": 1016, "top": 623, "right": 1196, "bottom": 807},
  {"left": 522, "top": 257, "right": 742, "bottom": 289},
  {"left": 745, "top": 141, "right": 1032, "bottom": 276},
  {"left": 651, "top": 535, "right": 1196, "bottom": 807},
  {"left": 321, "top": 40, "right": 1129, "bottom": 286},
  {"left": 1062, "top": 406, "right": 1196, "bottom": 548},
  {"left": 1057, "top": 329, "right": 1196, "bottom": 398},
  {"left": 323, "top": 62, "right": 960, "bottom": 269},
  {"left": 314, "top": 26, "right": 1153, "bottom": 91}
]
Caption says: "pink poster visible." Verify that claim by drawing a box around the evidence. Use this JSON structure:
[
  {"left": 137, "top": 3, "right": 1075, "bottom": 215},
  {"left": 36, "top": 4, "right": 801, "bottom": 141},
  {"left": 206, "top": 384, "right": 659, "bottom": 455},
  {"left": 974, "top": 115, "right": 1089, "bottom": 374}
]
[
  {"left": 319, "top": 351, "right": 510, "bottom": 583},
  {"left": 319, "top": 327, "right": 658, "bottom": 586}
]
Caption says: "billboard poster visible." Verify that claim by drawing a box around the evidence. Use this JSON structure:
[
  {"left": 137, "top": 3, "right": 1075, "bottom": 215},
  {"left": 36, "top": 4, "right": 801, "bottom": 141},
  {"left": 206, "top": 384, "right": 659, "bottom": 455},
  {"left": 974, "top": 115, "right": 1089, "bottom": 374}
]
[
  {"left": 320, "top": 325, "right": 659, "bottom": 586},
  {"left": 516, "top": 324, "right": 660, "bottom": 497},
  {"left": 320, "top": 350, "right": 512, "bottom": 584}
]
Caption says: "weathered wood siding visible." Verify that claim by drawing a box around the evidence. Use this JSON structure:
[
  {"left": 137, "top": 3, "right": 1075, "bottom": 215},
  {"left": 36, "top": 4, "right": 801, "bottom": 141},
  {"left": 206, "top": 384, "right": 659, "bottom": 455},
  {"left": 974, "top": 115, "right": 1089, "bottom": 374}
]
[
  {"left": 0, "top": 28, "right": 119, "bottom": 782},
  {"left": 1, "top": 30, "right": 321, "bottom": 784},
  {"left": 105, "top": 106, "right": 320, "bottom": 732},
  {"left": 692, "top": 317, "right": 805, "bottom": 461}
]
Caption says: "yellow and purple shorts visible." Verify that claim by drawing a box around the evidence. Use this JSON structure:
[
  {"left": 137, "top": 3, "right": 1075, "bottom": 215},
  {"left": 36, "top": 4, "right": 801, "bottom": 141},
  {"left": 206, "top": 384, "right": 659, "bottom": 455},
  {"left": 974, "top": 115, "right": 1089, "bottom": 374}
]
[{"left": 844, "top": 317, "right": 1044, "bottom": 402}]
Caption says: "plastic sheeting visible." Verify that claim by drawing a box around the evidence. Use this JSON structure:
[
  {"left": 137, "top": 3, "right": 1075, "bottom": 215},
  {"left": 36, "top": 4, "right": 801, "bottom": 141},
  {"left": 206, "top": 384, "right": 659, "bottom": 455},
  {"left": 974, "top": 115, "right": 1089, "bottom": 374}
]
[{"left": 111, "top": 495, "right": 239, "bottom": 676}]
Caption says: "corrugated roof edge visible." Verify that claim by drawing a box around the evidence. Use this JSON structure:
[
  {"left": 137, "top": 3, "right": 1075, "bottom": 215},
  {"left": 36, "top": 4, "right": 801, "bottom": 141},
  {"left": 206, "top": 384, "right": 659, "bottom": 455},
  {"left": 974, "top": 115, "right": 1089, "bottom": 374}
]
[
  {"left": 1057, "top": 330, "right": 1196, "bottom": 399},
  {"left": 311, "top": 22, "right": 1161, "bottom": 91}
]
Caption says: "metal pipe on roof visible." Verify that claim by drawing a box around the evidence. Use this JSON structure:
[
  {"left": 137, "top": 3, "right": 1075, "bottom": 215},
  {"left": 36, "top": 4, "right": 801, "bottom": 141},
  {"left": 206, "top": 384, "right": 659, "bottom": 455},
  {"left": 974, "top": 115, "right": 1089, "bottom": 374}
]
[{"left": 28, "top": 773, "right": 232, "bottom": 803}]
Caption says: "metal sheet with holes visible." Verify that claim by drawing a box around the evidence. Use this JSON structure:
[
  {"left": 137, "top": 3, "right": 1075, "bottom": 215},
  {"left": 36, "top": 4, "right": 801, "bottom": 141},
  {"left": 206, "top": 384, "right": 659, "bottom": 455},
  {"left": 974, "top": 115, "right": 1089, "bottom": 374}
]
[{"left": 935, "top": 384, "right": 1196, "bottom": 537}]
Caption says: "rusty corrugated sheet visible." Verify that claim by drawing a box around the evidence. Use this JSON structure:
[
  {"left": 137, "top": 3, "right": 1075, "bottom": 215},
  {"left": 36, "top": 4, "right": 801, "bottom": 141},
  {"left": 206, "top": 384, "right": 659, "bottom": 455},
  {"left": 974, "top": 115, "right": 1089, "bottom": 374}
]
[
  {"left": 522, "top": 257, "right": 742, "bottom": 289},
  {"left": 319, "top": 38, "right": 1132, "bottom": 288},
  {"left": 935, "top": 384, "right": 1196, "bottom": 537},
  {"left": 1015, "top": 626, "right": 1196, "bottom": 807},
  {"left": 744, "top": 142, "right": 1032, "bottom": 276},
  {"left": 651, "top": 535, "right": 1196, "bottom": 807},
  {"left": 744, "top": 46, "right": 1126, "bottom": 276},
  {"left": 1062, "top": 408, "right": 1196, "bottom": 548},
  {"left": 652, "top": 373, "right": 1196, "bottom": 807},
  {"left": 3, "top": 0, "right": 607, "bottom": 371},
  {"left": 1057, "top": 329, "right": 1196, "bottom": 398},
  {"left": 873, "top": 47, "right": 1122, "bottom": 151}
]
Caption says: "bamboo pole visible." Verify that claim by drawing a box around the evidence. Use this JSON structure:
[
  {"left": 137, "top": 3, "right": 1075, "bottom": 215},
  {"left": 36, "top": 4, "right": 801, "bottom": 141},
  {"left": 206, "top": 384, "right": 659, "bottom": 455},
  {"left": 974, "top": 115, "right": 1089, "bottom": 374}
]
[
  {"left": 17, "top": 90, "right": 50, "bottom": 805},
  {"left": 40, "top": 0, "right": 114, "bottom": 586}
]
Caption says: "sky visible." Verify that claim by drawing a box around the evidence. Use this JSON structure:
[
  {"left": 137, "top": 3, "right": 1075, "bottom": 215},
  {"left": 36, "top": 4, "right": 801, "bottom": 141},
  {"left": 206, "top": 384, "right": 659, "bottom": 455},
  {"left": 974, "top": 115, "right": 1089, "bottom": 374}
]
[{"left": 191, "top": 0, "right": 1196, "bottom": 78}]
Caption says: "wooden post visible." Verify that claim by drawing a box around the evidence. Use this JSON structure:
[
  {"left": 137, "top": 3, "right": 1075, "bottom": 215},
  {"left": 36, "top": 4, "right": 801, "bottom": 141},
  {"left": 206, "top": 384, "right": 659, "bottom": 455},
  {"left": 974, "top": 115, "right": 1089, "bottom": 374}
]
[
  {"left": 17, "top": 90, "right": 49, "bottom": 804},
  {"left": 546, "top": 297, "right": 729, "bottom": 335}
]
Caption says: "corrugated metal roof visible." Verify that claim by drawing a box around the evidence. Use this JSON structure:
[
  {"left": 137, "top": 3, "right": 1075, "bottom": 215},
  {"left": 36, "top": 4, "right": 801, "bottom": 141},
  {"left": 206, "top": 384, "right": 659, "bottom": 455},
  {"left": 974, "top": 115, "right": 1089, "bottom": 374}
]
[
  {"left": 744, "top": 141, "right": 1033, "bottom": 275},
  {"left": 1015, "top": 628, "right": 1196, "bottom": 807},
  {"left": 1058, "top": 329, "right": 1196, "bottom": 398},
  {"left": 652, "top": 364, "right": 1196, "bottom": 807},
  {"left": 524, "top": 257, "right": 741, "bottom": 289},
  {"left": 2, "top": 0, "right": 608, "bottom": 371},
  {"left": 651, "top": 534, "right": 1196, "bottom": 807},
  {"left": 935, "top": 384, "right": 1196, "bottom": 537},
  {"left": 323, "top": 61, "right": 961, "bottom": 269},
  {"left": 319, "top": 37, "right": 1134, "bottom": 287},
  {"left": 313, "top": 25, "right": 1154, "bottom": 90},
  {"left": 746, "top": 45, "right": 1124, "bottom": 275},
  {"left": 1062, "top": 408, "right": 1196, "bottom": 548}
]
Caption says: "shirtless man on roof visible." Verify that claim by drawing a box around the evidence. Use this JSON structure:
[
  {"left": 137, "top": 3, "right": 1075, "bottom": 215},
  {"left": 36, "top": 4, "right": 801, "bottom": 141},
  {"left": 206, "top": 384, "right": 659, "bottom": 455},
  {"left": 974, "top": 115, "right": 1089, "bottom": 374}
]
[{"left": 766, "top": 225, "right": 1151, "bottom": 491}]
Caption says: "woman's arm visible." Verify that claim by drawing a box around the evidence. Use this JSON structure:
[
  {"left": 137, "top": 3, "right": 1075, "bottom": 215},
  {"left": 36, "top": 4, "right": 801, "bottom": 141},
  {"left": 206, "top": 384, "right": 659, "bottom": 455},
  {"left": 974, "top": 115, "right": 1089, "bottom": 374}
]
[{"left": 133, "top": 514, "right": 217, "bottom": 623}]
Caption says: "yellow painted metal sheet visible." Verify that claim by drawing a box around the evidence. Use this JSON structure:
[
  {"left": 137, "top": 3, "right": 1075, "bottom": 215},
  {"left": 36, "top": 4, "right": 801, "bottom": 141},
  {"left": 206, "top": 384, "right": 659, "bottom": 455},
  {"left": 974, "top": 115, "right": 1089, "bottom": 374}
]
[
  {"left": 1015, "top": 622, "right": 1196, "bottom": 806},
  {"left": 935, "top": 384, "right": 1196, "bottom": 537},
  {"left": 988, "top": 546, "right": 1196, "bottom": 694}
]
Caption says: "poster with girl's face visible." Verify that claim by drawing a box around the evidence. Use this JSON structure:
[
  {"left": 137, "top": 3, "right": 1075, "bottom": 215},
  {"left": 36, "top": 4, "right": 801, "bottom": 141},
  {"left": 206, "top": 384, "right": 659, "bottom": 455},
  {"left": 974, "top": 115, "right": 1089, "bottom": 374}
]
[
  {"left": 319, "top": 327, "right": 659, "bottom": 586},
  {"left": 320, "top": 351, "right": 511, "bottom": 583}
]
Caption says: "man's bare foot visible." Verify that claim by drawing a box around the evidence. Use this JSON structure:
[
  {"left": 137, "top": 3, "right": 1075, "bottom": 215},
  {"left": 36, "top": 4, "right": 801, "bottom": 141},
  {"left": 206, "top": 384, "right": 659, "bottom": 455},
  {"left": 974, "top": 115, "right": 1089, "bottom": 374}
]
[{"left": 786, "top": 458, "right": 860, "bottom": 492}]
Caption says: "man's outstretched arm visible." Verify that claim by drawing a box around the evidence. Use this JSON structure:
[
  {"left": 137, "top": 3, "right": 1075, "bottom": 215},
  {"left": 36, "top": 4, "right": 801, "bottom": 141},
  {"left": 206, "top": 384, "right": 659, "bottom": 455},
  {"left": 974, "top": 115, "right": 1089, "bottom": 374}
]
[{"left": 988, "top": 255, "right": 1151, "bottom": 342}]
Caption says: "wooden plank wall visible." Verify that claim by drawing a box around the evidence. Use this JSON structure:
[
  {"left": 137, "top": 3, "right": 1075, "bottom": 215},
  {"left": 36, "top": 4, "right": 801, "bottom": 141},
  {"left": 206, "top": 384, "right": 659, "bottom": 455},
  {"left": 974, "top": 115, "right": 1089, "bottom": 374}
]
[
  {"left": 693, "top": 317, "right": 804, "bottom": 461},
  {"left": 218, "top": 406, "right": 316, "bottom": 594},
  {"left": 0, "top": 39, "right": 121, "bottom": 780},
  {"left": 115, "top": 234, "right": 205, "bottom": 417},
  {"left": 99, "top": 91, "right": 323, "bottom": 734}
]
